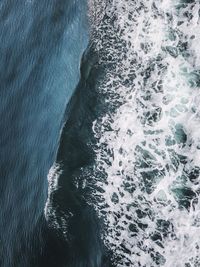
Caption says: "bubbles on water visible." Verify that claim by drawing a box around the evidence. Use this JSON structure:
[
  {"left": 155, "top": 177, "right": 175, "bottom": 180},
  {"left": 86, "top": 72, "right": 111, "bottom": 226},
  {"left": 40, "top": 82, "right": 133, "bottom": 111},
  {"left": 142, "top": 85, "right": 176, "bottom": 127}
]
[{"left": 88, "top": 0, "right": 200, "bottom": 266}]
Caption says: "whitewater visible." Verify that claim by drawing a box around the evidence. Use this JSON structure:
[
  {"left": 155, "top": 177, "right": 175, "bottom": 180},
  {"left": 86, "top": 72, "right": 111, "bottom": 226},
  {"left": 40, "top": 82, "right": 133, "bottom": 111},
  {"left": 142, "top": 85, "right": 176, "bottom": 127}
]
[{"left": 87, "top": 1, "right": 200, "bottom": 266}]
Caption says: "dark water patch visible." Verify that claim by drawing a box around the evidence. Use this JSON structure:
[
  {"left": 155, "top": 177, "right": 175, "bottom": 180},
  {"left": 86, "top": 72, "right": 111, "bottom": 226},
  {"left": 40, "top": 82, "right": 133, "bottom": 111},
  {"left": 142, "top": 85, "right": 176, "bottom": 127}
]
[
  {"left": 47, "top": 43, "right": 116, "bottom": 266},
  {"left": 171, "top": 186, "right": 198, "bottom": 210}
]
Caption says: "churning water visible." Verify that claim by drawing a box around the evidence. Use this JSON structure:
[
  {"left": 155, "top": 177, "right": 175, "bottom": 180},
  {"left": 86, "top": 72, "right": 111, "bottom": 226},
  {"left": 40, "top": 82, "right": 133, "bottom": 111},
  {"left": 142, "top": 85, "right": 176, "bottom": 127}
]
[
  {"left": 46, "top": 1, "right": 200, "bottom": 266},
  {"left": 87, "top": 1, "right": 200, "bottom": 266}
]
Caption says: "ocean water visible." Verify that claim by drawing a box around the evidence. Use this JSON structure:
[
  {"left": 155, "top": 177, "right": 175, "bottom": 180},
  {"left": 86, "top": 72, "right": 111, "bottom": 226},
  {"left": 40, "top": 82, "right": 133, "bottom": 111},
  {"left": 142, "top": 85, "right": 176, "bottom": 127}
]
[
  {"left": 90, "top": 1, "right": 200, "bottom": 266},
  {"left": 0, "top": 1, "right": 88, "bottom": 266},
  {"left": 50, "top": 1, "right": 200, "bottom": 266},
  {"left": 1, "top": 0, "right": 200, "bottom": 266}
]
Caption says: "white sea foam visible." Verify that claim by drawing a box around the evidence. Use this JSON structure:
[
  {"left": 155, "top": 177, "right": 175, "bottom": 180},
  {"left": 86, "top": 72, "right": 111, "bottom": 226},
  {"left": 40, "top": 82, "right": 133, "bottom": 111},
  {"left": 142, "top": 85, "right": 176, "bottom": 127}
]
[
  {"left": 89, "top": 1, "right": 200, "bottom": 266},
  {"left": 45, "top": 164, "right": 61, "bottom": 222}
]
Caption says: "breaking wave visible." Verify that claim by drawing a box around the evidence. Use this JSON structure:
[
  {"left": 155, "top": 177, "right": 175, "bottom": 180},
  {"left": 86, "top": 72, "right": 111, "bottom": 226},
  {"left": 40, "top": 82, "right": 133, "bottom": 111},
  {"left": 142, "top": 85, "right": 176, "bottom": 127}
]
[{"left": 88, "top": 1, "right": 200, "bottom": 266}]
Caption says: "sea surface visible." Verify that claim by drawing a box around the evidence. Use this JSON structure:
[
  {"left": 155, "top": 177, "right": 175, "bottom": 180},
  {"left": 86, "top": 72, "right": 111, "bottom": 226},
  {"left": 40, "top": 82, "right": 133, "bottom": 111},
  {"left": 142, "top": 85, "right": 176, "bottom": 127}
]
[
  {"left": 50, "top": 1, "right": 200, "bottom": 266},
  {"left": 1, "top": 0, "right": 200, "bottom": 266},
  {"left": 0, "top": 1, "right": 89, "bottom": 266}
]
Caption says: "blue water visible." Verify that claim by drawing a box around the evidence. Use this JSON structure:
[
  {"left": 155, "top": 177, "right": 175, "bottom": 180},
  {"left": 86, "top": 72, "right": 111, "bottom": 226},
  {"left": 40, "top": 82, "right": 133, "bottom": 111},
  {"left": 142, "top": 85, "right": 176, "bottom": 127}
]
[
  {"left": 2, "top": 1, "right": 199, "bottom": 267},
  {"left": 0, "top": 1, "right": 89, "bottom": 266}
]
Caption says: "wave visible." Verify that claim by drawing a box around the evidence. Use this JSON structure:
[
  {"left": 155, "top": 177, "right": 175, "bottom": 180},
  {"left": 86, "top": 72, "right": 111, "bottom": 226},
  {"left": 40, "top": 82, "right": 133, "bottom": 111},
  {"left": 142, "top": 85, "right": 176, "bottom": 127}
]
[{"left": 47, "top": 1, "right": 200, "bottom": 266}]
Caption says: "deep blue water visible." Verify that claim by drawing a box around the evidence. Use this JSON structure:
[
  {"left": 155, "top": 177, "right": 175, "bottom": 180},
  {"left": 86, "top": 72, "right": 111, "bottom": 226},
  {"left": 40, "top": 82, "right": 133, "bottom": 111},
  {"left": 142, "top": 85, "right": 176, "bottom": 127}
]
[{"left": 0, "top": 1, "right": 95, "bottom": 266}]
